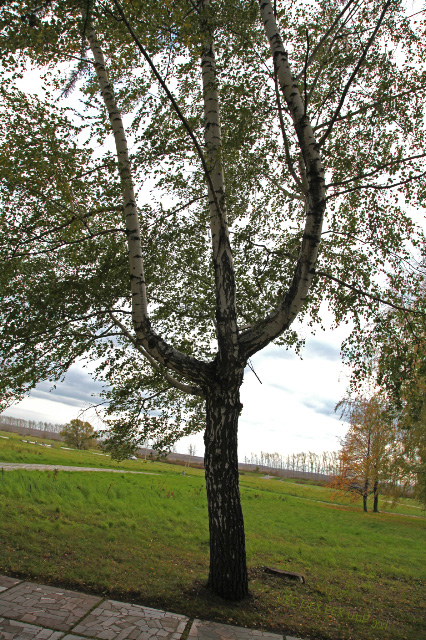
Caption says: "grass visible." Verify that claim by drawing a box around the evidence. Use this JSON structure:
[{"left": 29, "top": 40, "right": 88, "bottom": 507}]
[
  {"left": 0, "top": 429, "right": 169, "bottom": 472},
  {"left": 0, "top": 430, "right": 425, "bottom": 640}
]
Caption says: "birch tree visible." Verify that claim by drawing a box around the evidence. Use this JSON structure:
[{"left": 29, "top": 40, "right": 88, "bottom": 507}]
[{"left": 1, "top": 0, "right": 426, "bottom": 599}]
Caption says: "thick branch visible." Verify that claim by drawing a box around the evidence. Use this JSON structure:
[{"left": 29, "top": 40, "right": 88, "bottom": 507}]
[
  {"left": 200, "top": 0, "right": 239, "bottom": 366},
  {"left": 241, "top": 0, "right": 326, "bottom": 358},
  {"left": 108, "top": 313, "right": 204, "bottom": 397},
  {"left": 86, "top": 21, "right": 148, "bottom": 321},
  {"left": 86, "top": 17, "right": 211, "bottom": 384}
]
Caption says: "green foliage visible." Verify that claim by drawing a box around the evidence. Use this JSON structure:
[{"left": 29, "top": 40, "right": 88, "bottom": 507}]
[
  {"left": 1, "top": 0, "right": 426, "bottom": 450},
  {"left": 60, "top": 418, "right": 96, "bottom": 450},
  {"left": 347, "top": 264, "right": 426, "bottom": 507}
]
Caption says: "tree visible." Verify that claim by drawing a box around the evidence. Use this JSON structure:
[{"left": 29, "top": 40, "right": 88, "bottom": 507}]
[
  {"left": 334, "top": 395, "right": 397, "bottom": 512},
  {"left": 1, "top": 0, "right": 426, "bottom": 599},
  {"left": 352, "top": 262, "right": 426, "bottom": 507},
  {"left": 378, "top": 339, "right": 426, "bottom": 507},
  {"left": 188, "top": 443, "right": 197, "bottom": 457},
  {"left": 60, "top": 418, "right": 96, "bottom": 450}
]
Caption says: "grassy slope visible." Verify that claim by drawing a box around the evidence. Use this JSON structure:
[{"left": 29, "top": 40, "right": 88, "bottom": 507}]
[
  {"left": 0, "top": 431, "right": 425, "bottom": 640},
  {"left": 0, "top": 430, "right": 169, "bottom": 471}
]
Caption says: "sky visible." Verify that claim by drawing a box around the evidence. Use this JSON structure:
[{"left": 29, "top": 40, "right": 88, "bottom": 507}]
[
  {"left": 2, "top": 0, "right": 425, "bottom": 461},
  {"left": 2, "top": 318, "right": 352, "bottom": 461}
]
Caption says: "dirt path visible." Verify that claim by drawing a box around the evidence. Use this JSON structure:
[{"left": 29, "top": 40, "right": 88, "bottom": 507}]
[{"left": 0, "top": 462, "right": 159, "bottom": 475}]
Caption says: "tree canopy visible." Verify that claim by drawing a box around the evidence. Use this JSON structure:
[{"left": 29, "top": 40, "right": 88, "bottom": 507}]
[
  {"left": 1, "top": 0, "right": 426, "bottom": 598},
  {"left": 60, "top": 417, "right": 96, "bottom": 449}
]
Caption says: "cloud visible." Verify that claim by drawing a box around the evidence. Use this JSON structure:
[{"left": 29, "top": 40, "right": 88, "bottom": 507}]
[
  {"left": 301, "top": 396, "right": 338, "bottom": 418},
  {"left": 304, "top": 339, "right": 341, "bottom": 361},
  {"left": 30, "top": 367, "right": 106, "bottom": 408}
]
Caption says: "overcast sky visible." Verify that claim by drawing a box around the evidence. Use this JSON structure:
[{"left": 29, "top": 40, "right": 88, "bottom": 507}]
[
  {"left": 2, "top": 316, "right": 352, "bottom": 460},
  {"left": 2, "top": 0, "right": 424, "bottom": 461}
]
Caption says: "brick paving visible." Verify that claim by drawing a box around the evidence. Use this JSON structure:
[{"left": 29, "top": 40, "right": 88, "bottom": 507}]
[
  {"left": 72, "top": 599, "right": 188, "bottom": 640},
  {"left": 0, "top": 617, "right": 64, "bottom": 639},
  {"left": 0, "top": 576, "right": 21, "bottom": 593},
  {"left": 0, "top": 581, "right": 101, "bottom": 632},
  {"left": 188, "top": 619, "right": 283, "bottom": 640},
  {"left": 0, "top": 576, "right": 309, "bottom": 640}
]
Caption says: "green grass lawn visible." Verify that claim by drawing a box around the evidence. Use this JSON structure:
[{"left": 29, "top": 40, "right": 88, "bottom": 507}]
[
  {"left": 0, "top": 429, "right": 170, "bottom": 472},
  {"left": 0, "top": 430, "right": 425, "bottom": 640}
]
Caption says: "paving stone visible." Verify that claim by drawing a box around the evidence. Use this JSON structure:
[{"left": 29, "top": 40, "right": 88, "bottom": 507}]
[
  {"left": 0, "top": 616, "right": 64, "bottom": 639},
  {"left": 0, "top": 581, "right": 102, "bottom": 632},
  {"left": 72, "top": 599, "right": 188, "bottom": 640},
  {"left": 188, "top": 620, "right": 283, "bottom": 640},
  {"left": 62, "top": 636, "right": 91, "bottom": 640},
  {"left": 0, "top": 576, "right": 22, "bottom": 593}
]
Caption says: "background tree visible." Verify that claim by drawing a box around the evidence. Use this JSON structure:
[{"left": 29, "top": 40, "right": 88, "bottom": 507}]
[
  {"left": 188, "top": 443, "right": 197, "bottom": 457},
  {"left": 1, "top": 0, "right": 426, "bottom": 599},
  {"left": 351, "top": 262, "right": 426, "bottom": 507},
  {"left": 334, "top": 395, "right": 397, "bottom": 512},
  {"left": 60, "top": 418, "right": 96, "bottom": 450}
]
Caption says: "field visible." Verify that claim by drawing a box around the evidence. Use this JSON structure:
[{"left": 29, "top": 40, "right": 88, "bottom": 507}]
[{"left": 0, "top": 430, "right": 425, "bottom": 640}]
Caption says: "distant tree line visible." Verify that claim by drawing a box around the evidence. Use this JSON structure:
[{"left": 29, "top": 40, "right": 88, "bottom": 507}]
[
  {"left": 244, "top": 450, "right": 341, "bottom": 477},
  {"left": 0, "top": 415, "right": 63, "bottom": 433}
]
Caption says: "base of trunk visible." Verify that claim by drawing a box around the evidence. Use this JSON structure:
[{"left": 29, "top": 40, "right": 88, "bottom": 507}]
[{"left": 204, "top": 377, "right": 249, "bottom": 600}]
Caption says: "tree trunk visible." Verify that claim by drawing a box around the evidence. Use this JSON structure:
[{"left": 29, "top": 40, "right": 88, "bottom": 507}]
[
  {"left": 373, "top": 480, "right": 379, "bottom": 512},
  {"left": 204, "top": 378, "right": 248, "bottom": 600},
  {"left": 363, "top": 493, "right": 368, "bottom": 512}
]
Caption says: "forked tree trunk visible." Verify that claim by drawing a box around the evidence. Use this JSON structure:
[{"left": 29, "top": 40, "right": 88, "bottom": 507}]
[{"left": 204, "top": 373, "right": 248, "bottom": 600}]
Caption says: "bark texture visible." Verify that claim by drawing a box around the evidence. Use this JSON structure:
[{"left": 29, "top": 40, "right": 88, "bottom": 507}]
[
  {"left": 86, "top": 20, "right": 210, "bottom": 389},
  {"left": 204, "top": 367, "right": 248, "bottom": 600},
  {"left": 241, "top": 0, "right": 326, "bottom": 358},
  {"left": 373, "top": 480, "right": 379, "bottom": 512},
  {"left": 200, "top": 2, "right": 239, "bottom": 368}
]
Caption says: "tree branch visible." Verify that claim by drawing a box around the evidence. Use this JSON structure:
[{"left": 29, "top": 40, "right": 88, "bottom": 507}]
[
  {"left": 86, "top": 14, "right": 210, "bottom": 384},
  {"left": 313, "top": 84, "right": 426, "bottom": 132},
  {"left": 295, "top": 0, "right": 360, "bottom": 80},
  {"left": 108, "top": 312, "right": 204, "bottom": 397},
  {"left": 327, "top": 169, "right": 426, "bottom": 200},
  {"left": 315, "top": 271, "right": 425, "bottom": 316},
  {"left": 240, "top": 0, "right": 325, "bottom": 359},
  {"left": 326, "top": 152, "right": 426, "bottom": 189},
  {"left": 317, "top": 0, "right": 393, "bottom": 148},
  {"left": 273, "top": 65, "right": 304, "bottom": 193},
  {"left": 111, "top": 0, "right": 224, "bottom": 221}
]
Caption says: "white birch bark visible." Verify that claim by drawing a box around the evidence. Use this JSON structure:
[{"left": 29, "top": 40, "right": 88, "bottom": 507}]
[
  {"left": 240, "top": 0, "right": 326, "bottom": 358},
  {"left": 86, "top": 25, "right": 148, "bottom": 324},
  {"left": 86, "top": 23, "right": 211, "bottom": 387},
  {"left": 200, "top": 1, "right": 239, "bottom": 366}
]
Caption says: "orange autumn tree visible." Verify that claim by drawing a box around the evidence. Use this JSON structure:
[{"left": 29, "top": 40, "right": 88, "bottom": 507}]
[{"left": 333, "top": 395, "right": 397, "bottom": 512}]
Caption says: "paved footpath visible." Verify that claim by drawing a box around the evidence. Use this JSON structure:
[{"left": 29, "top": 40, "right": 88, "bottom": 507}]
[
  {"left": 0, "top": 463, "right": 159, "bottom": 475},
  {"left": 0, "top": 576, "right": 308, "bottom": 640}
]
